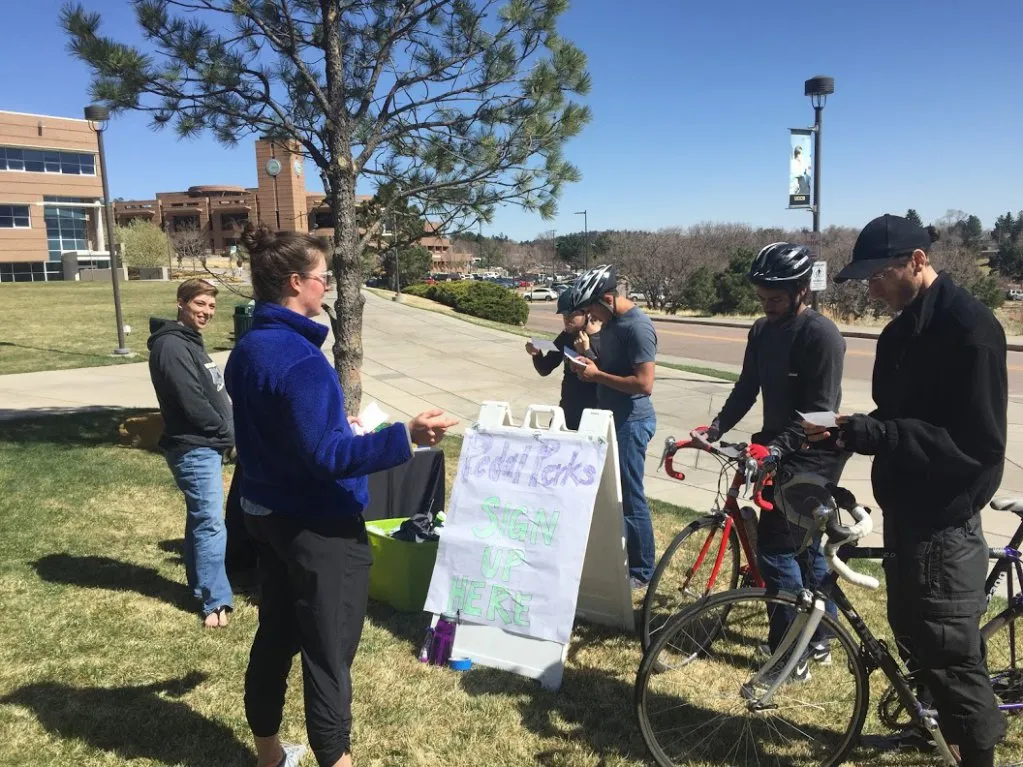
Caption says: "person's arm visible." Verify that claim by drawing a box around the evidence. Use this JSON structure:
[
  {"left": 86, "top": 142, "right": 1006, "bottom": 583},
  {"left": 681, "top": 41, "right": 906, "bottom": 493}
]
[
  {"left": 281, "top": 356, "right": 413, "bottom": 480},
  {"left": 713, "top": 326, "right": 761, "bottom": 437},
  {"left": 152, "top": 338, "right": 231, "bottom": 439},
  {"left": 840, "top": 340, "right": 1006, "bottom": 477},
  {"left": 770, "top": 321, "right": 845, "bottom": 456},
  {"left": 578, "top": 318, "right": 656, "bottom": 394}
]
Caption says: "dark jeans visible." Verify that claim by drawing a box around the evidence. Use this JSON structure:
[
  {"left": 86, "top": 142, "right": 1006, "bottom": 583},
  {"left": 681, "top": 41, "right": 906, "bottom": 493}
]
[
  {"left": 884, "top": 514, "right": 1006, "bottom": 751},
  {"left": 244, "top": 511, "right": 372, "bottom": 767},
  {"left": 617, "top": 415, "right": 657, "bottom": 582},
  {"left": 758, "top": 543, "right": 836, "bottom": 653}
]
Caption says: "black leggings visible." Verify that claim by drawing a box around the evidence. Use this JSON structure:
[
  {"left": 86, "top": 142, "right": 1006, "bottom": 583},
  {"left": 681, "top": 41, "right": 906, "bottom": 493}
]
[{"left": 244, "top": 512, "right": 372, "bottom": 767}]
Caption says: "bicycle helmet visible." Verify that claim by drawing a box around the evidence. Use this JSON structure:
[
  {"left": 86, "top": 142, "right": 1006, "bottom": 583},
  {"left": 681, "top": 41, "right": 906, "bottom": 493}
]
[
  {"left": 748, "top": 242, "right": 813, "bottom": 286},
  {"left": 556, "top": 286, "right": 580, "bottom": 314},
  {"left": 572, "top": 264, "right": 617, "bottom": 311}
]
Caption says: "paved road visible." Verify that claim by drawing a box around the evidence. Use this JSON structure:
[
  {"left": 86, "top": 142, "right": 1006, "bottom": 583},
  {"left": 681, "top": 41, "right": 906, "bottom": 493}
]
[{"left": 526, "top": 302, "right": 1023, "bottom": 395}]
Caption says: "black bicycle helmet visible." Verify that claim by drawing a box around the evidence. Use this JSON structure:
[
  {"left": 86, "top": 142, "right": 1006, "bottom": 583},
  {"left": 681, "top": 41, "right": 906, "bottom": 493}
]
[
  {"left": 556, "top": 286, "right": 580, "bottom": 314},
  {"left": 572, "top": 264, "right": 617, "bottom": 311},
  {"left": 748, "top": 242, "right": 813, "bottom": 286}
]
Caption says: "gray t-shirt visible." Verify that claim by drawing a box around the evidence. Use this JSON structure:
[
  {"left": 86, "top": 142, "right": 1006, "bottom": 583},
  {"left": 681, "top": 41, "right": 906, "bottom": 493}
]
[{"left": 596, "top": 306, "right": 657, "bottom": 424}]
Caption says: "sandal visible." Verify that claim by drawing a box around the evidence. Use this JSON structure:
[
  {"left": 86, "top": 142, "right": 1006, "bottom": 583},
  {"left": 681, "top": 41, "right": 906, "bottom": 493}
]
[{"left": 202, "top": 606, "right": 231, "bottom": 629}]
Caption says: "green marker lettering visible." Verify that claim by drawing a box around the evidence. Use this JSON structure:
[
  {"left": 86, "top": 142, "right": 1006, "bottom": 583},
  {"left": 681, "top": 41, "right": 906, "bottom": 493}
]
[
  {"left": 473, "top": 497, "right": 502, "bottom": 539},
  {"left": 486, "top": 584, "right": 514, "bottom": 624},
  {"left": 462, "top": 579, "right": 485, "bottom": 618},
  {"left": 535, "top": 508, "right": 560, "bottom": 545},
  {"left": 513, "top": 592, "right": 532, "bottom": 627}
]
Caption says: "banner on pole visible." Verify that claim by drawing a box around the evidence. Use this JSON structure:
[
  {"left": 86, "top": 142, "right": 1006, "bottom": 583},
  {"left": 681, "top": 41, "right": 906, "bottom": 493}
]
[{"left": 789, "top": 129, "right": 813, "bottom": 208}]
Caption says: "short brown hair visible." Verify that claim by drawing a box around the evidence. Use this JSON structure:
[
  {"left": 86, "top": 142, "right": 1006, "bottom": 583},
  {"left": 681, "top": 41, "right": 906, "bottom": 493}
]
[
  {"left": 240, "top": 223, "right": 328, "bottom": 303},
  {"left": 177, "top": 278, "right": 218, "bottom": 305}
]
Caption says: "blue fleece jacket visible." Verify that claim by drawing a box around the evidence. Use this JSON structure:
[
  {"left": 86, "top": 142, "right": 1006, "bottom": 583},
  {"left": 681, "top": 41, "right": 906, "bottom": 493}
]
[{"left": 225, "top": 301, "right": 412, "bottom": 517}]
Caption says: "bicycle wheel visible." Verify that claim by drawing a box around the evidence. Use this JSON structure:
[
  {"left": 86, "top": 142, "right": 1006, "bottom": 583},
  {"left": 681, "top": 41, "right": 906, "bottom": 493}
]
[
  {"left": 982, "top": 605, "right": 1023, "bottom": 765},
  {"left": 641, "top": 515, "right": 742, "bottom": 650},
  {"left": 636, "top": 588, "right": 868, "bottom": 767}
]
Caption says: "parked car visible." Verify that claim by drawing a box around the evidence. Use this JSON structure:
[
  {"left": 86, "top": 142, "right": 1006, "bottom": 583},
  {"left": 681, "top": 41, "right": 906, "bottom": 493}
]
[
  {"left": 524, "top": 287, "right": 558, "bottom": 302},
  {"left": 1008, "top": 289, "right": 1023, "bottom": 302}
]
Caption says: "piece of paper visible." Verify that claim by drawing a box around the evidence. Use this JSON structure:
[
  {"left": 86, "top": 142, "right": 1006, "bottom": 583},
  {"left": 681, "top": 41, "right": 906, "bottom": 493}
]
[
  {"left": 351, "top": 400, "right": 389, "bottom": 435},
  {"left": 423, "top": 427, "right": 608, "bottom": 644},
  {"left": 798, "top": 410, "right": 839, "bottom": 428},
  {"left": 530, "top": 338, "right": 559, "bottom": 353},
  {"left": 562, "top": 347, "right": 589, "bottom": 367}
]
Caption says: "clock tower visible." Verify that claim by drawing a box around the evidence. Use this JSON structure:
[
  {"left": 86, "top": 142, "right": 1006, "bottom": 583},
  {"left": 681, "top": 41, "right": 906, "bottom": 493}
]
[{"left": 254, "top": 137, "right": 308, "bottom": 232}]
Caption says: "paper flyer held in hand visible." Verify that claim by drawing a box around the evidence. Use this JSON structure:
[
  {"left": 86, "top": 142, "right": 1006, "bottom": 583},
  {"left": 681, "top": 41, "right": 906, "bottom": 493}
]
[
  {"left": 530, "top": 338, "right": 559, "bottom": 353},
  {"left": 797, "top": 410, "right": 839, "bottom": 428},
  {"left": 351, "top": 400, "right": 389, "bottom": 435},
  {"left": 561, "top": 347, "right": 588, "bottom": 367}
]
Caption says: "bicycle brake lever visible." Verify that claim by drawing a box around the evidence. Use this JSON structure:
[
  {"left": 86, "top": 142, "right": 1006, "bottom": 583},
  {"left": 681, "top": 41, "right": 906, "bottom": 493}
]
[{"left": 657, "top": 436, "right": 674, "bottom": 473}]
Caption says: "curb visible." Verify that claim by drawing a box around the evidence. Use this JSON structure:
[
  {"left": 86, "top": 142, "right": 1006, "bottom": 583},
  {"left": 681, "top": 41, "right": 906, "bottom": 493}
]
[{"left": 647, "top": 314, "right": 1023, "bottom": 352}]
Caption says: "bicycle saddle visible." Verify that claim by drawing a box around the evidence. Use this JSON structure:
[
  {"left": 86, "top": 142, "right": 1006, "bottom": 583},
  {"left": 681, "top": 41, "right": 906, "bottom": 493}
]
[{"left": 991, "top": 497, "right": 1023, "bottom": 515}]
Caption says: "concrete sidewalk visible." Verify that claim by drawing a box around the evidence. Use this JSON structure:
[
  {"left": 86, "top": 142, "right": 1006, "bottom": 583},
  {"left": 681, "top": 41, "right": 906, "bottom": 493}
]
[{"left": 2, "top": 289, "right": 1022, "bottom": 546}]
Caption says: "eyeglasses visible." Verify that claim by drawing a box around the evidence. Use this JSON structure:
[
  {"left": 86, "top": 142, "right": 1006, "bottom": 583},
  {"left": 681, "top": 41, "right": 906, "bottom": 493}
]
[
  {"left": 303, "top": 270, "right": 334, "bottom": 288},
  {"left": 868, "top": 260, "right": 909, "bottom": 283}
]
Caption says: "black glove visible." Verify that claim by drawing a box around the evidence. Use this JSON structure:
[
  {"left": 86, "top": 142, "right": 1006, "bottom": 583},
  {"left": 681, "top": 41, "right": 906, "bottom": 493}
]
[
  {"left": 838, "top": 415, "right": 888, "bottom": 455},
  {"left": 705, "top": 419, "right": 722, "bottom": 443}
]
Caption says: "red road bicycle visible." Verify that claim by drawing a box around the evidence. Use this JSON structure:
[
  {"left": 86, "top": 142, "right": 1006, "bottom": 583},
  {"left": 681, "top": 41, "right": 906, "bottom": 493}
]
[{"left": 640, "top": 433, "right": 774, "bottom": 650}]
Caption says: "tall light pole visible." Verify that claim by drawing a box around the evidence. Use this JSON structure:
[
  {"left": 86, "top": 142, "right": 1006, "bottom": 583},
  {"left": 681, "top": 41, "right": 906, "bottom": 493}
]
[
  {"left": 85, "top": 104, "right": 131, "bottom": 356},
  {"left": 390, "top": 210, "right": 402, "bottom": 303},
  {"left": 804, "top": 75, "right": 834, "bottom": 311},
  {"left": 574, "top": 209, "right": 589, "bottom": 270}
]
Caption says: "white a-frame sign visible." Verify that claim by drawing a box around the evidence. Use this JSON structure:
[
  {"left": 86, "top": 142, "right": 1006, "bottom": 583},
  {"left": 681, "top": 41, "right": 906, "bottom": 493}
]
[{"left": 423, "top": 401, "right": 633, "bottom": 690}]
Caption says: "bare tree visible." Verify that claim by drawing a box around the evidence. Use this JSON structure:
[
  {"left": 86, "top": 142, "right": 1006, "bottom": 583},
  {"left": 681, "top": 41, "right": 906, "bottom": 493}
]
[{"left": 171, "top": 226, "right": 210, "bottom": 273}]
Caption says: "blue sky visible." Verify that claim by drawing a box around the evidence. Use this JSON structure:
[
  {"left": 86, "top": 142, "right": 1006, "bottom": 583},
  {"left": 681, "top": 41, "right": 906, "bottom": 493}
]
[{"left": 6, "top": 0, "right": 1022, "bottom": 241}]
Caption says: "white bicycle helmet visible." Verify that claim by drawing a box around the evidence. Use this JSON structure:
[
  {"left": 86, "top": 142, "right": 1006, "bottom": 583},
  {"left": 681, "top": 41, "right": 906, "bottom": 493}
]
[{"left": 571, "top": 264, "right": 617, "bottom": 311}]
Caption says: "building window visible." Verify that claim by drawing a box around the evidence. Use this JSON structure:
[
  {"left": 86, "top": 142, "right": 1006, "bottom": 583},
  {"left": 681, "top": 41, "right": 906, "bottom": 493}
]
[
  {"left": 219, "top": 212, "right": 248, "bottom": 230},
  {"left": 43, "top": 197, "right": 90, "bottom": 261},
  {"left": 0, "top": 147, "right": 96, "bottom": 175},
  {"left": 313, "top": 211, "right": 334, "bottom": 230},
  {"left": 0, "top": 205, "right": 31, "bottom": 228}
]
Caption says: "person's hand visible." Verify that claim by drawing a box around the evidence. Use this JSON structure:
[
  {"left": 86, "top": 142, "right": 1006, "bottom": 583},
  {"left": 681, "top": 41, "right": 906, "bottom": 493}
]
[
  {"left": 407, "top": 409, "right": 460, "bottom": 447},
  {"left": 691, "top": 422, "right": 721, "bottom": 444},
  {"left": 835, "top": 414, "right": 888, "bottom": 455},
  {"left": 347, "top": 415, "right": 363, "bottom": 428},
  {"left": 525, "top": 341, "right": 540, "bottom": 357},
  {"left": 574, "top": 331, "right": 590, "bottom": 353},
  {"left": 223, "top": 445, "right": 238, "bottom": 464},
  {"left": 575, "top": 357, "right": 599, "bottom": 382},
  {"left": 585, "top": 316, "right": 602, "bottom": 335}
]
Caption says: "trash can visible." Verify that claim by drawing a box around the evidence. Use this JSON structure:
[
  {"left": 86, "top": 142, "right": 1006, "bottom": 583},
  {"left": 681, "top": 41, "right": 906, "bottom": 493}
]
[{"left": 233, "top": 302, "right": 255, "bottom": 342}]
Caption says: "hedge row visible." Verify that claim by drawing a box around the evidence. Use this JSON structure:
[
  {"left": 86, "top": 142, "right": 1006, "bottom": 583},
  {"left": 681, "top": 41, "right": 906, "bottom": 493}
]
[{"left": 404, "top": 281, "right": 528, "bottom": 325}]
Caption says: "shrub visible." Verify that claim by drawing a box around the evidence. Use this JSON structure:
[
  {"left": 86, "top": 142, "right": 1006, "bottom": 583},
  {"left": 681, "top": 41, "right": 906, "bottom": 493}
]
[
  {"left": 681, "top": 266, "right": 716, "bottom": 313},
  {"left": 714, "top": 248, "right": 760, "bottom": 315},
  {"left": 968, "top": 275, "right": 1005, "bottom": 311},
  {"left": 405, "top": 280, "right": 527, "bottom": 325}
]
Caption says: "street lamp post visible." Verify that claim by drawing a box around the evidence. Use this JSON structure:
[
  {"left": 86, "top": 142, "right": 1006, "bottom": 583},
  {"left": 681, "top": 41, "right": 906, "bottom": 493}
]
[
  {"left": 804, "top": 75, "right": 834, "bottom": 311},
  {"left": 85, "top": 104, "right": 131, "bottom": 356},
  {"left": 390, "top": 210, "right": 402, "bottom": 303},
  {"left": 574, "top": 209, "right": 589, "bottom": 270}
]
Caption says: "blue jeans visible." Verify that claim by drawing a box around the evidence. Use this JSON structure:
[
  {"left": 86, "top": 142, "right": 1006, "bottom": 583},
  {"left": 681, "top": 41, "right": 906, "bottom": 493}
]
[
  {"left": 166, "top": 446, "right": 233, "bottom": 617},
  {"left": 758, "top": 543, "right": 835, "bottom": 654},
  {"left": 617, "top": 415, "right": 657, "bottom": 582}
]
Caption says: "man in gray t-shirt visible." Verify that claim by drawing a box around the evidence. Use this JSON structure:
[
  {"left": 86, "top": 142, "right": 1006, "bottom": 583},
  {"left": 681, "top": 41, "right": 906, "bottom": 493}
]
[{"left": 573, "top": 265, "right": 658, "bottom": 587}]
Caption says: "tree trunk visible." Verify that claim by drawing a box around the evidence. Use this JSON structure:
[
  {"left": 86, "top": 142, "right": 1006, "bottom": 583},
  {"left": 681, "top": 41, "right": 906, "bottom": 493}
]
[{"left": 330, "top": 177, "right": 366, "bottom": 414}]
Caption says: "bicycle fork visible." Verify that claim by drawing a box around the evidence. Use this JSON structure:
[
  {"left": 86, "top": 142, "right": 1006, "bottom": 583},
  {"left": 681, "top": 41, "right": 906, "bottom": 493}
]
[{"left": 742, "top": 589, "right": 824, "bottom": 708}]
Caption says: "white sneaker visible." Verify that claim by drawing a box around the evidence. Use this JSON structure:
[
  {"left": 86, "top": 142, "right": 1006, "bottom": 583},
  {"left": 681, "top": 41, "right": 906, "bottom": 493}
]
[{"left": 279, "top": 743, "right": 307, "bottom": 767}]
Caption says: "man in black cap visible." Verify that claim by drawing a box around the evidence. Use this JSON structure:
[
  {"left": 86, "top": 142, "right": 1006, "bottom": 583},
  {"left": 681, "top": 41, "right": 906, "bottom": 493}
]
[{"left": 805, "top": 214, "right": 1007, "bottom": 765}]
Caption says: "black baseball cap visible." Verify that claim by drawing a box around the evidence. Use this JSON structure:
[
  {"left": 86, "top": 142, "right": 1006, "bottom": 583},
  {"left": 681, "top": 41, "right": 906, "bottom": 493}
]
[{"left": 834, "top": 214, "right": 934, "bottom": 283}]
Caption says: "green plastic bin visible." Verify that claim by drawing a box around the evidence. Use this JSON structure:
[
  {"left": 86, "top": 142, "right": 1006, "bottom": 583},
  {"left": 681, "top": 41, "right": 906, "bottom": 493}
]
[{"left": 366, "top": 517, "right": 439, "bottom": 612}]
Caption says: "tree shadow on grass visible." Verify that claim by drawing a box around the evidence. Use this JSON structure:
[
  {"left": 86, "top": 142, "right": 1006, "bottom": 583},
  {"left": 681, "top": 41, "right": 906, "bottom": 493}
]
[
  {"left": 0, "top": 671, "right": 253, "bottom": 766},
  {"left": 33, "top": 553, "right": 196, "bottom": 615},
  {"left": 0, "top": 407, "right": 155, "bottom": 445},
  {"left": 158, "top": 537, "right": 185, "bottom": 565}
]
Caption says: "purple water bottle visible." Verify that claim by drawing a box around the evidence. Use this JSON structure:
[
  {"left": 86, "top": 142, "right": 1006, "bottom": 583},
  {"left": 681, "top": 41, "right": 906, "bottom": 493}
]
[{"left": 429, "top": 612, "right": 458, "bottom": 666}]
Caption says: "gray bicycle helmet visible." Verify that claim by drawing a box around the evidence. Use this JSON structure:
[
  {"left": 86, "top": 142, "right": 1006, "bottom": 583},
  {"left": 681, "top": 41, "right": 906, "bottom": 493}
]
[
  {"left": 572, "top": 264, "right": 617, "bottom": 311},
  {"left": 556, "top": 286, "right": 580, "bottom": 314},
  {"left": 748, "top": 242, "right": 813, "bottom": 286}
]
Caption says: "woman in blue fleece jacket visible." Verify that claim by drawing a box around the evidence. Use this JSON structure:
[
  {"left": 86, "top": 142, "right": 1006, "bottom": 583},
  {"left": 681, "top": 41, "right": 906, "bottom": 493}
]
[{"left": 226, "top": 224, "right": 457, "bottom": 767}]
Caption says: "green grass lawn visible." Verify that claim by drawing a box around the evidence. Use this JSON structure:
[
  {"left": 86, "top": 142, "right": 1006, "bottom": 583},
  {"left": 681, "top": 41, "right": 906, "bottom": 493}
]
[
  {"left": 0, "top": 282, "right": 250, "bottom": 375},
  {"left": 1, "top": 411, "right": 1019, "bottom": 766}
]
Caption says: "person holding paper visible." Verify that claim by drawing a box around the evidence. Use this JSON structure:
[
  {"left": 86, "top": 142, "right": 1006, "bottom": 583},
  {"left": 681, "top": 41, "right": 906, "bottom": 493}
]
[
  {"left": 693, "top": 243, "right": 847, "bottom": 676},
  {"left": 570, "top": 265, "right": 658, "bottom": 589},
  {"left": 226, "top": 223, "right": 459, "bottom": 767},
  {"left": 805, "top": 215, "right": 1007, "bottom": 766},
  {"left": 524, "top": 286, "right": 601, "bottom": 430}
]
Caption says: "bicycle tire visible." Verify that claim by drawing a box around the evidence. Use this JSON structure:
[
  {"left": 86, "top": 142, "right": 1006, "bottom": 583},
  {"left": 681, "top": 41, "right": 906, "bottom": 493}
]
[
  {"left": 641, "top": 515, "right": 742, "bottom": 651},
  {"left": 981, "top": 604, "right": 1023, "bottom": 766},
  {"left": 636, "top": 588, "right": 869, "bottom": 767}
]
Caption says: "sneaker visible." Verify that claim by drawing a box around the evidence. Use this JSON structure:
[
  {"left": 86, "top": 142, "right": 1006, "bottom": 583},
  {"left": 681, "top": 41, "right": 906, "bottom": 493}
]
[
  {"left": 741, "top": 659, "right": 811, "bottom": 701},
  {"left": 809, "top": 643, "right": 833, "bottom": 666},
  {"left": 629, "top": 576, "right": 649, "bottom": 591},
  {"left": 278, "top": 743, "right": 307, "bottom": 766}
]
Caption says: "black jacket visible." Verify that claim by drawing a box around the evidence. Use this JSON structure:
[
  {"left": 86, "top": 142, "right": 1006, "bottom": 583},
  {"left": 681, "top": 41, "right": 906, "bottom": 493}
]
[
  {"left": 148, "top": 318, "right": 234, "bottom": 452},
  {"left": 533, "top": 330, "right": 601, "bottom": 430},
  {"left": 870, "top": 273, "right": 1007, "bottom": 535}
]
